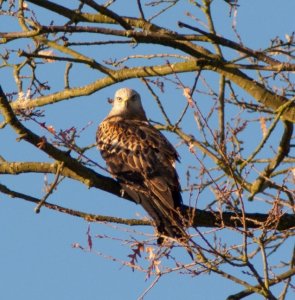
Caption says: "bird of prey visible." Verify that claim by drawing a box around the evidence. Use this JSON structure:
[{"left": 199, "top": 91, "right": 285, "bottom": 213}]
[{"left": 97, "top": 88, "right": 189, "bottom": 244}]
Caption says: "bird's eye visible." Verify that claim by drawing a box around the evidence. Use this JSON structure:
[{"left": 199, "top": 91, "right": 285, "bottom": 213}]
[{"left": 116, "top": 97, "right": 122, "bottom": 102}]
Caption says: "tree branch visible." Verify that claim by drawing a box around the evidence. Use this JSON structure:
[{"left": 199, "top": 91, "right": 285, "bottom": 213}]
[
  {"left": 1, "top": 177, "right": 294, "bottom": 231},
  {"left": 26, "top": 0, "right": 163, "bottom": 31},
  {"left": 0, "top": 97, "right": 294, "bottom": 231},
  {"left": 10, "top": 3, "right": 295, "bottom": 122},
  {"left": 0, "top": 182, "right": 149, "bottom": 226},
  {"left": 227, "top": 267, "right": 295, "bottom": 300},
  {"left": 11, "top": 60, "right": 201, "bottom": 109},
  {"left": 81, "top": 0, "right": 133, "bottom": 30},
  {"left": 249, "top": 120, "right": 293, "bottom": 199}
]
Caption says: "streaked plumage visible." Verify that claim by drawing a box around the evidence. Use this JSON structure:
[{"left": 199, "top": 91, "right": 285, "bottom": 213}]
[{"left": 97, "top": 88, "right": 188, "bottom": 244}]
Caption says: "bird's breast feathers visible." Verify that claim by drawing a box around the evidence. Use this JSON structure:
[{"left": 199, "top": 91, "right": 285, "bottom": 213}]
[{"left": 97, "top": 118, "right": 179, "bottom": 177}]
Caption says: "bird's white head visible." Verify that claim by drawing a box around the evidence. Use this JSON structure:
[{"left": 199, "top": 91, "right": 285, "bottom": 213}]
[{"left": 107, "top": 88, "right": 147, "bottom": 120}]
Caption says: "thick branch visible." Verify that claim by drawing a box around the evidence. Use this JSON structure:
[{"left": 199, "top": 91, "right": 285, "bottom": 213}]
[
  {"left": 9, "top": 4, "right": 295, "bottom": 122},
  {"left": 0, "top": 159, "right": 294, "bottom": 231},
  {"left": 1, "top": 178, "right": 294, "bottom": 231},
  {"left": 11, "top": 60, "right": 201, "bottom": 109},
  {"left": 8, "top": 54, "right": 295, "bottom": 123},
  {"left": 250, "top": 121, "right": 293, "bottom": 199},
  {"left": 0, "top": 86, "right": 119, "bottom": 193},
  {"left": 81, "top": 0, "right": 133, "bottom": 30},
  {"left": 1, "top": 87, "right": 294, "bottom": 230},
  {"left": 227, "top": 267, "right": 295, "bottom": 300},
  {"left": 0, "top": 182, "right": 147, "bottom": 225},
  {"left": 26, "top": 0, "right": 163, "bottom": 31}
]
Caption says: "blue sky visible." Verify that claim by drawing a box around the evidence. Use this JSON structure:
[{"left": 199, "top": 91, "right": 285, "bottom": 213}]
[{"left": 0, "top": 1, "right": 294, "bottom": 299}]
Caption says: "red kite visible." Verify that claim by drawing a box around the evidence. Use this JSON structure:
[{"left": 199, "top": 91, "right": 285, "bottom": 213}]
[{"left": 97, "top": 88, "right": 188, "bottom": 244}]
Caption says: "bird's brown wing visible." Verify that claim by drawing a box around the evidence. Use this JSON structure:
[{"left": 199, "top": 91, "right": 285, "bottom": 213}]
[{"left": 97, "top": 117, "right": 186, "bottom": 241}]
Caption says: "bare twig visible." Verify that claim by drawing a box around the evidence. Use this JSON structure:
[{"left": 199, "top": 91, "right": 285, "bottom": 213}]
[{"left": 34, "top": 162, "right": 64, "bottom": 213}]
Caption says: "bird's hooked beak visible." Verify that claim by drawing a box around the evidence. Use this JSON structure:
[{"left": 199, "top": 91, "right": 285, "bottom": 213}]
[{"left": 122, "top": 97, "right": 129, "bottom": 108}]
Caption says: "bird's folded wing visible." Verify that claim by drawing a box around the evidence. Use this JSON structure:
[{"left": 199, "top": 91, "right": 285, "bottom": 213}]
[{"left": 97, "top": 118, "right": 182, "bottom": 210}]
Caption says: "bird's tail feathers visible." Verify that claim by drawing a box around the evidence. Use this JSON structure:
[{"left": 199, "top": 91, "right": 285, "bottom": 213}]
[{"left": 120, "top": 183, "right": 193, "bottom": 258}]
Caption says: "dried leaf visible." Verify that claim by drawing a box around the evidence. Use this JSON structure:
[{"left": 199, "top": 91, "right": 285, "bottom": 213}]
[
  {"left": 128, "top": 242, "right": 144, "bottom": 271},
  {"left": 72, "top": 243, "right": 84, "bottom": 250},
  {"left": 146, "top": 246, "right": 155, "bottom": 260},
  {"left": 87, "top": 225, "right": 92, "bottom": 251},
  {"left": 153, "top": 259, "right": 161, "bottom": 275},
  {"left": 183, "top": 87, "right": 194, "bottom": 107},
  {"left": 47, "top": 125, "right": 56, "bottom": 134}
]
